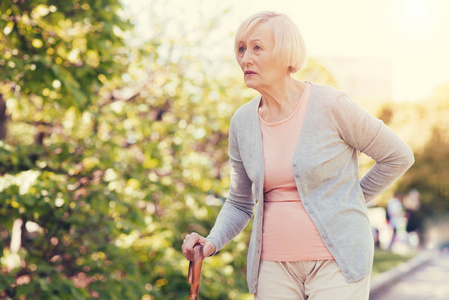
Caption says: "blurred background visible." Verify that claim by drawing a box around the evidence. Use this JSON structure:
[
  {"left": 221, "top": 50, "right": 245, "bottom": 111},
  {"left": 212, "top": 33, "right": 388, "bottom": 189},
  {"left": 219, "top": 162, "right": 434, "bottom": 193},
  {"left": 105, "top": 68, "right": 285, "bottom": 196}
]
[{"left": 1, "top": 0, "right": 448, "bottom": 299}]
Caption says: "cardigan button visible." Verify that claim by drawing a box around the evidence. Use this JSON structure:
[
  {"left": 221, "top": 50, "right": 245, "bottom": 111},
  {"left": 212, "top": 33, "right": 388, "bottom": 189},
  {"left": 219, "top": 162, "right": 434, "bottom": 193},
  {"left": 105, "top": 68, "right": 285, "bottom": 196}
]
[
  {"left": 292, "top": 162, "right": 297, "bottom": 167},
  {"left": 294, "top": 173, "right": 300, "bottom": 178}
]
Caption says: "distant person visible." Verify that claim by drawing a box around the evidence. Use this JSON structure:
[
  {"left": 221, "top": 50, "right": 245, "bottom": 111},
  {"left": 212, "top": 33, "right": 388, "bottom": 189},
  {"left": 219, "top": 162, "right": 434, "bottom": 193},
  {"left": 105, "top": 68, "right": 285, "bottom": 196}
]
[
  {"left": 372, "top": 226, "right": 381, "bottom": 249},
  {"left": 387, "top": 192, "right": 404, "bottom": 250},
  {"left": 182, "top": 11, "right": 414, "bottom": 299},
  {"left": 404, "top": 189, "right": 423, "bottom": 249}
]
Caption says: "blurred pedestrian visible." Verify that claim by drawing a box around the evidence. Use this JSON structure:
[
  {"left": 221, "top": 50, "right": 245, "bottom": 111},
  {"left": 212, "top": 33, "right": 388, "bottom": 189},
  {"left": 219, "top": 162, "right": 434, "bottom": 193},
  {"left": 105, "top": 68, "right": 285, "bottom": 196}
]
[
  {"left": 404, "top": 189, "right": 423, "bottom": 249},
  {"left": 182, "top": 11, "right": 414, "bottom": 299},
  {"left": 387, "top": 192, "right": 404, "bottom": 250}
]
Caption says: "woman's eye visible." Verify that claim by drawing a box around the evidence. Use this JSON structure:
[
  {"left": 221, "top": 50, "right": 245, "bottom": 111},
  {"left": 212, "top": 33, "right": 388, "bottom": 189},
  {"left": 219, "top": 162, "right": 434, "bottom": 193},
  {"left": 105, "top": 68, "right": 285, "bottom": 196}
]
[
  {"left": 239, "top": 47, "right": 246, "bottom": 53},
  {"left": 254, "top": 45, "right": 261, "bottom": 50}
]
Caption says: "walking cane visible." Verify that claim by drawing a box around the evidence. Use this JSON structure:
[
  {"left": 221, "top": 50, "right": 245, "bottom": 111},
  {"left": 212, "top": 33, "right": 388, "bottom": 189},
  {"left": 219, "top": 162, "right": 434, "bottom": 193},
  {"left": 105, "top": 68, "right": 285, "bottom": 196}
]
[{"left": 188, "top": 243, "right": 204, "bottom": 300}]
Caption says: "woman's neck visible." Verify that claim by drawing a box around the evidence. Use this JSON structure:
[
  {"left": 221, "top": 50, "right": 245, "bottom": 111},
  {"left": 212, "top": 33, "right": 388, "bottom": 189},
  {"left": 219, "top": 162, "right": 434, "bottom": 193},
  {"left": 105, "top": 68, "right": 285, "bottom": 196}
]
[{"left": 258, "top": 77, "right": 307, "bottom": 122}]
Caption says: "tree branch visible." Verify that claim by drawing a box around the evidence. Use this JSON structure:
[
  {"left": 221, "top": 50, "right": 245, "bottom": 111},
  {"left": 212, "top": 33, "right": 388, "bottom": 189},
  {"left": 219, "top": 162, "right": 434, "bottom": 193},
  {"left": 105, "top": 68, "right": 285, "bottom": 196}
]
[
  {"left": 0, "top": 94, "right": 7, "bottom": 140},
  {"left": 98, "top": 76, "right": 155, "bottom": 107}
]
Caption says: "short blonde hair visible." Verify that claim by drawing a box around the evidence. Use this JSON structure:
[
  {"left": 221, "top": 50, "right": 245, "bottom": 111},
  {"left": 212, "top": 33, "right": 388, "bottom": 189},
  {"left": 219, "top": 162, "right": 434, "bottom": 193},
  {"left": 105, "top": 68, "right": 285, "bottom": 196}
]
[{"left": 234, "top": 11, "right": 307, "bottom": 74}]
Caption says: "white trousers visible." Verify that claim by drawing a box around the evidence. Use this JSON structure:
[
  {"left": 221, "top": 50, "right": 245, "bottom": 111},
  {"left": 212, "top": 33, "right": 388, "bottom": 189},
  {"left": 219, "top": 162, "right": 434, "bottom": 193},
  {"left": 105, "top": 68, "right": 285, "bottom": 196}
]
[{"left": 255, "top": 259, "right": 370, "bottom": 300}]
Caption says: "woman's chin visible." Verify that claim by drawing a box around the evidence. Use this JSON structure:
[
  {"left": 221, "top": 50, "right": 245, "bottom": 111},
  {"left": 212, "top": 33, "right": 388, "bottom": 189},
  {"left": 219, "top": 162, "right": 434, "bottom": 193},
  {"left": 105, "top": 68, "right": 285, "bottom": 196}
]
[{"left": 244, "top": 80, "right": 258, "bottom": 90}]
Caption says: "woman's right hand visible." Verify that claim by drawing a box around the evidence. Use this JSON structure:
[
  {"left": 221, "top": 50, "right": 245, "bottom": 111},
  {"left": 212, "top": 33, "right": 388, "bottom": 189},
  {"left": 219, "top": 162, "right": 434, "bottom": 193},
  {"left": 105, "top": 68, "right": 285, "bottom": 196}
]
[{"left": 182, "top": 232, "right": 216, "bottom": 261}]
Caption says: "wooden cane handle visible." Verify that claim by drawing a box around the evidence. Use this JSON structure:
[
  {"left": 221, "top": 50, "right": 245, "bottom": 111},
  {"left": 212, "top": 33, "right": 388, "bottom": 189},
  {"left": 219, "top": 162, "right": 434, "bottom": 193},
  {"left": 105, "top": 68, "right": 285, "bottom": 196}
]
[{"left": 188, "top": 243, "right": 204, "bottom": 300}]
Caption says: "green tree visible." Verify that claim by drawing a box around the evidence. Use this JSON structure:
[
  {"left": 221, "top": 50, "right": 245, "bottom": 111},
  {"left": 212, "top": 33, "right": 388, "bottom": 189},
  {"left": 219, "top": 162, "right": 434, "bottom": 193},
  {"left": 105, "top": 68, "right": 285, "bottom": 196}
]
[
  {"left": 0, "top": 0, "right": 142, "bottom": 298},
  {"left": 395, "top": 84, "right": 449, "bottom": 214},
  {"left": 294, "top": 57, "right": 338, "bottom": 87}
]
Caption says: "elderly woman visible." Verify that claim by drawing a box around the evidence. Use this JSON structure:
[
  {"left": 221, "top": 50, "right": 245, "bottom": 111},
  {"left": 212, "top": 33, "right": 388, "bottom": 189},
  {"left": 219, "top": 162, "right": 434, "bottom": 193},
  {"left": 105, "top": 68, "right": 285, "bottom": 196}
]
[{"left": 182, "top": 11, "right": 414, "bottom": 299}]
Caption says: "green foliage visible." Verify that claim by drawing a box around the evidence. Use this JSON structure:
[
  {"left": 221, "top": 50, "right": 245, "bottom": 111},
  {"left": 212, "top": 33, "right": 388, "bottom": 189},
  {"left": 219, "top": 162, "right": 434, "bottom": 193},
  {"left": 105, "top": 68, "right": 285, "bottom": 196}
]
[
  {"left": 0, "top": 0, "right": 130, "bottom": 113},
  {"left": 394, "top": 98, "right": 449, "bottom": 214},
  {"left": 0, "top": 0, "right": 256, "bottom": 298},
  {"left": 0, "top": 0, "right": 152, "bottom": 298},
  {"left": 293, "top": 57, "right": 339, "bottom": 88}
]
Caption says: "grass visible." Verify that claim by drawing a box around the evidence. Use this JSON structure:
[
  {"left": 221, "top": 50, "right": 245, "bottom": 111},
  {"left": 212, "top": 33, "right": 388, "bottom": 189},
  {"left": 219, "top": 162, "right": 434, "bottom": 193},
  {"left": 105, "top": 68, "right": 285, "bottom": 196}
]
[{"left": 372, "top": 250, "right": 416, "bottom": 276}]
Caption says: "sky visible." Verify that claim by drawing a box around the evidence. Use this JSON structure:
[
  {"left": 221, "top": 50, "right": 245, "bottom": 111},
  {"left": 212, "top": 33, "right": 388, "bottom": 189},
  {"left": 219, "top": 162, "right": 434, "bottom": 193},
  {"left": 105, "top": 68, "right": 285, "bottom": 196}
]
[{"left": 123, "top": 0, "right": 449, "bottom": 101}]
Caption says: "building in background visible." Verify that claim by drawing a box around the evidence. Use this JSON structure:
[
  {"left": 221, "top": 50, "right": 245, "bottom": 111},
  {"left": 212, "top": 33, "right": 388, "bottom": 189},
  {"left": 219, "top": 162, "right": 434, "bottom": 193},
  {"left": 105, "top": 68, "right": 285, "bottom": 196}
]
[{"left": 317, "top": 56, "right": 392, "bottom": 102}]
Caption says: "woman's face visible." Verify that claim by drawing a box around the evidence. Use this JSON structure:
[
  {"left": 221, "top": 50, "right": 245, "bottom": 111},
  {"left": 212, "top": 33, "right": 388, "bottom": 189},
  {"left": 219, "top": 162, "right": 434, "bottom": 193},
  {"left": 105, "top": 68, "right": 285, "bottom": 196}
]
[{"left": 237, "top": 23, "right": 288, "bottom": 91}]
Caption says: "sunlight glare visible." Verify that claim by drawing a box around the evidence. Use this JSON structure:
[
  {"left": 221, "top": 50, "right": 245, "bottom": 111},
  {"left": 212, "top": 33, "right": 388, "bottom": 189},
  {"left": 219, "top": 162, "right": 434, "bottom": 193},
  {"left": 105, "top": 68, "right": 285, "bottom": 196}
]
[
  {"left": 392, "top": 0, "right": 435, "bottom": 35},
  {"left": 405, "top": 0, "right": 428, "bottom": 22}
]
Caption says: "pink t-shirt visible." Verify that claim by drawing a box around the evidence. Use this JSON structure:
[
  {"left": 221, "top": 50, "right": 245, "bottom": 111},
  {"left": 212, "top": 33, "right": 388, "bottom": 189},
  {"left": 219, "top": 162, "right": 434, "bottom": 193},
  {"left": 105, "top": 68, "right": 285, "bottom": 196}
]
[{"left": 259, "top": 83, "right": 334, "bottom": 261}]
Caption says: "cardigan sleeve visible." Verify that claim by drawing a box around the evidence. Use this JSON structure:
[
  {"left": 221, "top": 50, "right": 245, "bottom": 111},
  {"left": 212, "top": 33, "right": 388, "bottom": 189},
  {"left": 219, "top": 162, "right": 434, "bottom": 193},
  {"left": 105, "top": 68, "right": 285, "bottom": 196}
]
[
  {"left": 332, "top": 93, "right": 414, "bottom": 202},
  {"left": 206, "top": 115, "right": 255, "bottom": 252}
]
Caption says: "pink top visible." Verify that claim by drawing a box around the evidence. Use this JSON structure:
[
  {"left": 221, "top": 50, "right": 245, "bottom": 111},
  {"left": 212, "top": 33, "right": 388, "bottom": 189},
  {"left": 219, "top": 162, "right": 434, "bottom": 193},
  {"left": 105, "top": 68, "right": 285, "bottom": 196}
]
[{"left": 259, "top": 82, "right": 334, "bottom": 261}]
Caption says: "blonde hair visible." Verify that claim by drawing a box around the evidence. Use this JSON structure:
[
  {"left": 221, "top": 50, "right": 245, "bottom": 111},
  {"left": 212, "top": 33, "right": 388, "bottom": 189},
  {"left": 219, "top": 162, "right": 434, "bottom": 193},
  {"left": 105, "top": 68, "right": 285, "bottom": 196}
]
[{"left": 234, "top": 11, "right": 307, "bottom": 74}]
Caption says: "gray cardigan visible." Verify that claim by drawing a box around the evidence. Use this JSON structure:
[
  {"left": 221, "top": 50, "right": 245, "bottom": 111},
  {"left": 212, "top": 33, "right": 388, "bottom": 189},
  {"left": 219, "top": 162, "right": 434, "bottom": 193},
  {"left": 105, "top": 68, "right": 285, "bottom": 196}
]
[{"left": 206, "top": 82, "right": 414, "bottom": 294}]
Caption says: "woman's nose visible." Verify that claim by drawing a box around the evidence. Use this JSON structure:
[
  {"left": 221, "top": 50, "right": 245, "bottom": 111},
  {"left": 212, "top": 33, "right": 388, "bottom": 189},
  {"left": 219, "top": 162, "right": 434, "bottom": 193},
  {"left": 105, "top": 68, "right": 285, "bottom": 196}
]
[{"left": 241, "top": 50, "right": 253, "bottom": 66}]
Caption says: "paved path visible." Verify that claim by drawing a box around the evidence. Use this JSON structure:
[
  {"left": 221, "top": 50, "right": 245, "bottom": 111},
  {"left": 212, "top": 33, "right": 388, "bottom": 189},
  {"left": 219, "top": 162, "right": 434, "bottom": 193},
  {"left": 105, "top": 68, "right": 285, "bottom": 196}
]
[{"left": 371, "top": 251, "right": 449, "bottom": 300}]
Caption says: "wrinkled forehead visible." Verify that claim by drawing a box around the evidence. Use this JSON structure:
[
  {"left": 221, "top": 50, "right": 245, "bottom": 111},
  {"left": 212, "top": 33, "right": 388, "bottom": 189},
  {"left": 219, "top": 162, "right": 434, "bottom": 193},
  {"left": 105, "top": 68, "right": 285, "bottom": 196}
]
[{"left": 237, "top": 22, "right": 274, "bottom": 45}]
